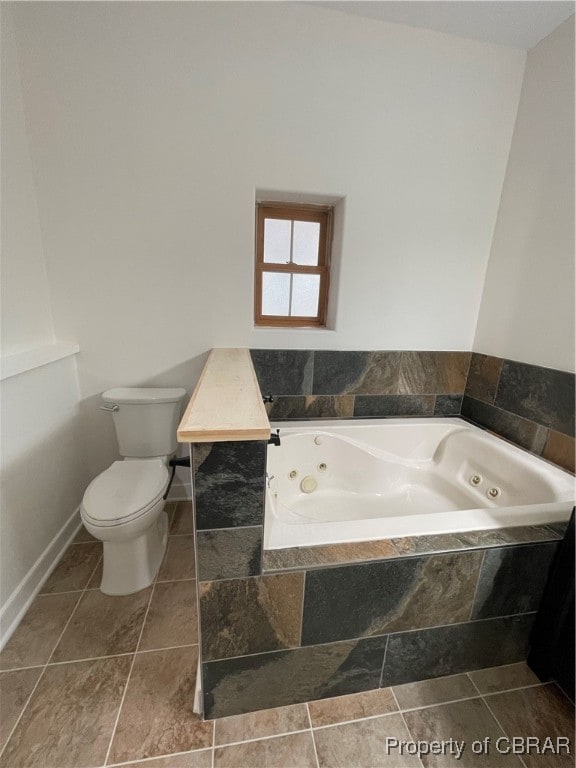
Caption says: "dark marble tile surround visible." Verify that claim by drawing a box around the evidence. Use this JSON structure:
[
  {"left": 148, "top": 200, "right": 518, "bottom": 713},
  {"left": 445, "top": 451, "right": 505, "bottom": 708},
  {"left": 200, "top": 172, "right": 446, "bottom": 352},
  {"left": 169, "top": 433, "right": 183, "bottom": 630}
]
[
  {"left": 198, "top": 534, "right": 560, "bottom": 717},
  {"left": 251, "top": 349, "right": 575, "bottom": 473},
  {"left": 191, "top": 348, "right": 574, "bottom": 719},
  {"left": 463, "top": 353, "right": 575, "bottom": 473}
]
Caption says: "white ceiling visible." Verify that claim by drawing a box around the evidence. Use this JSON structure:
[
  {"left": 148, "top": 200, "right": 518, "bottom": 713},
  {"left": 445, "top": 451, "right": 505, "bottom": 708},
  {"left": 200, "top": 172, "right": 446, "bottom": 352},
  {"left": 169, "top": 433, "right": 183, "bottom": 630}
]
[{"left": 313, "top": 1, "right": 575, "bottom": 49}]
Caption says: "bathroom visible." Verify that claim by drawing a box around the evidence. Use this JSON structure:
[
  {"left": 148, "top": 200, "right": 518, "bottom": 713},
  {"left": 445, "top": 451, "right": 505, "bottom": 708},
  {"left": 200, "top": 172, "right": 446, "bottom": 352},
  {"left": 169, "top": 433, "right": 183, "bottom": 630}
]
[{"left": 1, "top": 1, "right": 574, "bottom": 766}]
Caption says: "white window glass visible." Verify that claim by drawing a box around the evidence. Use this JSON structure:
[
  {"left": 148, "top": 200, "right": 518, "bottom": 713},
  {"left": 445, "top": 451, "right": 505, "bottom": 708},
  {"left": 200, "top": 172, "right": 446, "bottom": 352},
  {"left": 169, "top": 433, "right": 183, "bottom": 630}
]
[
  {"left": 262, "top": 272, "right": 290, "bottom": 316},
  {"left": 292, "top": 221, "right": 320, "bottom": 266},
  {"left": 291, "top": 274, "right": 320, "bottom": 317},
  {"left": 263, "top": 219, "right": 291, "bottom": 264}
]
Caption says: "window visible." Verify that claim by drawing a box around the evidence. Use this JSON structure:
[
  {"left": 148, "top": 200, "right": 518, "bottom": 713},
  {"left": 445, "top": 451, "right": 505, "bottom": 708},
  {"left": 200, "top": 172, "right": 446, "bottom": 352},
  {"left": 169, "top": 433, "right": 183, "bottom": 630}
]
[{"left": 254, "top": 202, "right": 333, "bottom": 327}]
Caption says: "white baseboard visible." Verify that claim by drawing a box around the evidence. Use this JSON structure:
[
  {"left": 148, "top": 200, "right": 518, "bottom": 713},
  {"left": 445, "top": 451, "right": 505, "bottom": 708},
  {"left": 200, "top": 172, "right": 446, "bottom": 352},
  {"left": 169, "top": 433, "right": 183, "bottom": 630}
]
[
  {"left": 167, "top": 480, "right": 192, "bottom": 501},
  {"left": 0, "top": 507, "right": 82, "bottom": 649}
]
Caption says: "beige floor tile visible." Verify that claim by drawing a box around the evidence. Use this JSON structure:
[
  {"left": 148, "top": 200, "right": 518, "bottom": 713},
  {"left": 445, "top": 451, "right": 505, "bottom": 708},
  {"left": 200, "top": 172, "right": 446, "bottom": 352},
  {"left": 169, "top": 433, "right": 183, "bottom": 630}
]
[
  {"left": 139, "top": 581, "right": 197, "bottom": 651},
  {"left": 215, "top": 703, "right": 309, "bottom": 746},
  {"left": 313, "top": 713, "right": 421, "bottom": 767},
  {"left": 308, "top": 687, "right": 398, "bottom": 727},
  {"left": 40, "top": 542, "right": 102, "bottom": 594},
  {"left": 1, "top": 656, "right": 131, "bottom": 768},
  {"left": 116, "top": 750, "right": 213, "bottom": 768},
  {"left": 485, "top": 684, "right": 575, "bottom": 768},
  {"left": 393, "top": 673, "right": 477, "bottom": 710},
  {"left": 0, "top": 593, "right": 80, "bottom": 670},
  {"left": 214, "top": 732, "right": 317, "bottom": 768},
  {"left": 51, "top": 587, "right": 152, "bottom": 662},
  {"left": 0, "top": 667, "right": 43, "bottom": 751},
  {"left": 403, "top": 698, "right": 523, "bottom": 767},
  {"left": 468, "top": 663, "right": 541, "bottom": 694},
  {"left": 171, "top": 501, "right": 195, "bottom": 535},
  {"left": 109, "top": 646, "right": 212, "bottom": 763},
  {"left": 157, "top": 536, "right": 196, "bottom": 582}
]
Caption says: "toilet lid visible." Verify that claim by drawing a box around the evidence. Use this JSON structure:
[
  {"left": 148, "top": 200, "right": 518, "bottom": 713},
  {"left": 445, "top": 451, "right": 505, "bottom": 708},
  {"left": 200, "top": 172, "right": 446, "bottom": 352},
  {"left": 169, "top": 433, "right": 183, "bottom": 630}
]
[{"left": 82, "top": 460, "right": 169, "bottom": 525}]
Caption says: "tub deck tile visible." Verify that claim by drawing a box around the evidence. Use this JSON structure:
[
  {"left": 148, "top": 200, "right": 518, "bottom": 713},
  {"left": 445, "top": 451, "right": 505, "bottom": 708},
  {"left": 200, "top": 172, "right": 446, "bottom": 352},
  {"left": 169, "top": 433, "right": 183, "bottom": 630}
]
[
  {"left": 262, "top": 525, "right": 562, "bottom": 574},
  {"left": 263, "top": 539, "right": 398, "bottom": 572}
]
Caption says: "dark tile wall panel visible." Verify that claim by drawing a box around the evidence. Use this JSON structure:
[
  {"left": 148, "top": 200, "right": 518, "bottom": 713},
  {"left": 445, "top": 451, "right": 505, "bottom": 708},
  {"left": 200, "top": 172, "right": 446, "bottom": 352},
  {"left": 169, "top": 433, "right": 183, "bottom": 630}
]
[
  {"left": 266, "top": 395, "right": 354, "bottom": 420},
  {"left": 542, "top": 430, "right": 576, "bottom": 474},
  {"left": 353, "top": 395, "right": 435, "bottom": 418},
  {"left": 398, "top": 352, "right": 471, "bottom": 395},
  {"left": 380, "top": 614, "right": 536, "bottom": 687},
  {"left": 301, "top": 551, "right": 483, "bottom": 645},
  {"left": 465, "top": 353, "right": 503, "bottom": 403},
  {"left": 203, "top": 636, "right": 388, "bottom": 719},
  {"left": 199, "top": 573, "right": 304, "bottom": 660},
  {"left": 196, "top": 527, "right": 262, "bottom": 581},
  {"left": 250, "top": 350, "right": 314, "bottom": 396},
  {"left": 461, "top": 396, "right": 548, "bottom": 454},
  {"left": 249, "top": 348, "right": 574, "bottom": 472},
  {"left": 471, "top": 542, "right": 559, "bottom": 619},
  {"left": 434, "top": 394, "right": 463, "bottom": 416},
  {"left": 312, "top": 351, "right": 401, "bottom": 395},
  {"left": 495, "top": 360, "right": 575, "bottom": 437},
  {"left": 193, "top": 441, "right": 267, "bottom": 530}
]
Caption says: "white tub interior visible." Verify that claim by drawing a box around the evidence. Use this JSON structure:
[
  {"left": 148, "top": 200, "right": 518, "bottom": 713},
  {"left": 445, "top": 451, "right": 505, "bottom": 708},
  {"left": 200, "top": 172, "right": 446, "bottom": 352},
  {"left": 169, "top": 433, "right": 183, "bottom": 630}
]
[{"left": 264, "top": 418, "right": 574, "bottom": 549}]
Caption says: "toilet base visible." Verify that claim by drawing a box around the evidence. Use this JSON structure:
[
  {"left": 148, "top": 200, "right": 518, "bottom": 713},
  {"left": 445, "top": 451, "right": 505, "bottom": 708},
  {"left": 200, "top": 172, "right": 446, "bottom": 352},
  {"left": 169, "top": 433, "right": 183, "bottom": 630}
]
[{"left": 99, "top": 510, "right": 169, "bottom": 595}]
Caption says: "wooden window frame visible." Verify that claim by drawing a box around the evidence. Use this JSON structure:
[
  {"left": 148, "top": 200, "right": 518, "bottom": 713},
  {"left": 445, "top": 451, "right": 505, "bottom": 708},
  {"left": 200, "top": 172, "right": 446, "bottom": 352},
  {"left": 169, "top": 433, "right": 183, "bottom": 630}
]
[{"left": 254, "top": 202, "right": 333, "bottom": 328}]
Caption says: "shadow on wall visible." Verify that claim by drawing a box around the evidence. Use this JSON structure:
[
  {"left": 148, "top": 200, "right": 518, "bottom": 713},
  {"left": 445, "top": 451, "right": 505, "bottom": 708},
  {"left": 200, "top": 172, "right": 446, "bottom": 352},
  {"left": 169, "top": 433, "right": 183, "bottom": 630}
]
[{"left": 76, "top": 351, "right": 210, "bottom": 494}]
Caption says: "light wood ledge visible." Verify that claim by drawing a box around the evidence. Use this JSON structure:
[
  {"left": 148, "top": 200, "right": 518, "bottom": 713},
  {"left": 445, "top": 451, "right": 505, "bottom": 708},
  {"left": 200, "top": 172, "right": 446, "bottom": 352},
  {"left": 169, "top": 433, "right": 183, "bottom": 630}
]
[{"left": 177, "top": 348, "right": 271, "bottom": 443}]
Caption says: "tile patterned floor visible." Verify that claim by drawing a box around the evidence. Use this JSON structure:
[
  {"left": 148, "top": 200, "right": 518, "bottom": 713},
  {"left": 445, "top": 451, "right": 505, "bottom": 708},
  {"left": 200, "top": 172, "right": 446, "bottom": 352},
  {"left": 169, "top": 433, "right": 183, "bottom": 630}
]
[{"left": 0, "top": 501, "right": 574, "bottom": 768}]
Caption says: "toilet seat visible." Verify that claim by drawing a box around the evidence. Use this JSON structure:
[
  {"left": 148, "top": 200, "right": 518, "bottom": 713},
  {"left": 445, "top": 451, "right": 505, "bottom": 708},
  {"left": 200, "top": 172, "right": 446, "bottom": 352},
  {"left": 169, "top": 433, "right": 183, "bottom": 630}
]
[{"left": 82, "top": 459, "right": 169, "bottom": 527}]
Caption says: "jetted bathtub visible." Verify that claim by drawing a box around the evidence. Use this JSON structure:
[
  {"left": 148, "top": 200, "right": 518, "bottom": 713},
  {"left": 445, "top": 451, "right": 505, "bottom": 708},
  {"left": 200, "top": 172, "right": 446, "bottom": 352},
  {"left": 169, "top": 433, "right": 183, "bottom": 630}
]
[{"left": 264, "top": 418, "right": 574, "bottom": 550}]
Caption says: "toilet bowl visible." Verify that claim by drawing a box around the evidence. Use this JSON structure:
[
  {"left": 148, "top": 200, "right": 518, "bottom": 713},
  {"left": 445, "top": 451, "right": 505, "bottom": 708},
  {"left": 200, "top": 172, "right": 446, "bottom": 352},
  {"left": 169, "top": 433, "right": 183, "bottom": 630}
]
[
  {"left": 81, "top": 458, "right": 170, "bottom": 595},
  {"left": 81, "top": 387, "right": 186, "bottom": 595}
]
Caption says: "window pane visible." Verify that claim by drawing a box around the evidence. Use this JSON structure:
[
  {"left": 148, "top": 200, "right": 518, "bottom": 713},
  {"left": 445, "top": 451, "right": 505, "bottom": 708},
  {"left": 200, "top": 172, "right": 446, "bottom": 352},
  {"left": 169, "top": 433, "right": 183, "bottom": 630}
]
[
  {"left": 263, "top": 218, "right": 291, "bottom": 263},
  {"left": 262, "top": 272, "right": 290, "bottom": 316},
  {"left": 291, "top": 273, "right": 320, "bottom": 317},
  {"left": 292, "top": 221, "right": 320, "bottom": 266}
]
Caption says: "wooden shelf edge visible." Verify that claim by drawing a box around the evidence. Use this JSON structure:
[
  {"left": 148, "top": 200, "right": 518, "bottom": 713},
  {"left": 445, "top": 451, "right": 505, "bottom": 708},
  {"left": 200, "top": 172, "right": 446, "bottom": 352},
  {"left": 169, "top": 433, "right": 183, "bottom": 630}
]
[{"left": 177, "top": 348, "right": 271, "bottom": 443}]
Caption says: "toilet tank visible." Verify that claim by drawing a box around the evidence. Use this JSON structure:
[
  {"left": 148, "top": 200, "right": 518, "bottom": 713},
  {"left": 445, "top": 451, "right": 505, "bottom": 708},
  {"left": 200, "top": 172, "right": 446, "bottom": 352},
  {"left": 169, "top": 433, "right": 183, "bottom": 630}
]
[{"left": 102, "top": 387, "right": 187, "bottom": 458}]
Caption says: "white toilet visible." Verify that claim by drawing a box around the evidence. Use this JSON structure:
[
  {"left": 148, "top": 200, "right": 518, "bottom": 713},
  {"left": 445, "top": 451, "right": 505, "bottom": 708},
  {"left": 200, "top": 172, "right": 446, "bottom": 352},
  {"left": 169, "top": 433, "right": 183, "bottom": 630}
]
[{"left": 81, "top": 387, "right": 186, "bottom": 595}]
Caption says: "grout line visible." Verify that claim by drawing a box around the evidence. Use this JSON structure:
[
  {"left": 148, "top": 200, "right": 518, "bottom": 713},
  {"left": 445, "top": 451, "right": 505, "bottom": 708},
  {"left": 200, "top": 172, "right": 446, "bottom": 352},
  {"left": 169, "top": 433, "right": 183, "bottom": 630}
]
[
  {"left": 211, "top": 721, "right": 215, "bottom": 768},
  {"left": 391, "top": 689, "right": 426, "bottom": 768},
  {"left": 493, "top": 359, "right": 505, "bottom": 405},
  {"left": 468, "top": 549, "right": 486, "bottom": 621},
  {"left": 202, "top": 611, "right": 538, "bottom": 666},
  {"left": 106, "top": 746, "right": 213, "bottom": 767},
  {"left": 103, "top": 581, "right": 157, "bottom": 766},
  {"left": 298, "top": 571, "right": 306, "bottom": 646},
  {"left": 378, "top": 634, "right": 390, "bottom": 688},
  {"left": 37, "top": 587, "right": 91, "bottom": 597},
  {"left": 312, "top": 710, "right": 400, "bottom": 732},
  {"left": 1, "top": 644, "right": 201, "bottom": 673},
  {"left": 306, "top": 702, "right": 321, "bottom": 768},
  {"left": 155, "top": 577, "right": 197, "bottom": 584},
  {"left": 136, "top": 643, "right": 199, "bottom": 655},
  {"left": 211, "top": 727, "right": 312, "bottom": 750},
  {"left": 467, "top": 674, "right": 529, "bottom": 768}
]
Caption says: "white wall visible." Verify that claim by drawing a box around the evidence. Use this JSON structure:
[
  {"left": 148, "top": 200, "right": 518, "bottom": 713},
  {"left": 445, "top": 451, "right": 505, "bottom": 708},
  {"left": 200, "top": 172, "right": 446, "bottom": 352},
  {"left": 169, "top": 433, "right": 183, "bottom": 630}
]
[
  {"left": 0, "top": 360, "right": 89, "bottom": 640},
  {"left": 474, "top": 17, "right": 575, "bottom": 372},
  {"left": 1, "top": 8, "right": 54, "bottom": 356},
  {"left": 9, "top": 2, "right": 526, "bottom": 478},
  {"left": 0, "top": 8, "right": 90, "bottom": 642}
]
